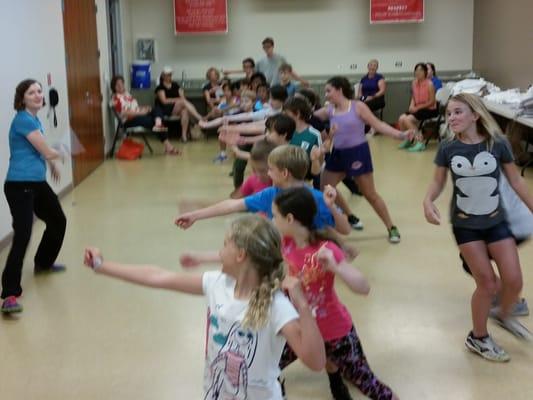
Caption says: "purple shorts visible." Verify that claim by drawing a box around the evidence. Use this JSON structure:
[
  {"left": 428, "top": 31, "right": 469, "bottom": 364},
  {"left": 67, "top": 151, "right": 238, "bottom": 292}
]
[{"left": 325, "top": 142, "right": 373, "bottom": 177}]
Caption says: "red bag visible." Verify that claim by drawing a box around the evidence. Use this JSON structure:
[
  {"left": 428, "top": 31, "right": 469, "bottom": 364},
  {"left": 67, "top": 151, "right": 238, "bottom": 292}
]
[{"left": 116, "top": 138, "right": 144, "bottom": 160}]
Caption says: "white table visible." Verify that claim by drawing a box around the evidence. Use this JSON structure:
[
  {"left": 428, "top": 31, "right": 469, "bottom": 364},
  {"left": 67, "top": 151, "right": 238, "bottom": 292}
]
[
  {"left": 482, "top": 99, "right": 533, "bottom": 129},
  {"left": 483, "top": 99, "right": 533, "bottom": 175}
]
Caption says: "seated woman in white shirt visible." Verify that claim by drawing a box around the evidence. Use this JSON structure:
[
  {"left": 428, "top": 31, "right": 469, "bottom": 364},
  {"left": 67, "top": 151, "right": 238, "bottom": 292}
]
[{"left": 111, "top": 75, "right": 180, "bottom": 155}]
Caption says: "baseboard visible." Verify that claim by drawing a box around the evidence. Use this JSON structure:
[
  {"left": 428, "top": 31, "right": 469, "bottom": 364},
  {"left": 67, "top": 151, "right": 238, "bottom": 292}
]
[{"left": 0, "top": 182, "right": 74, "bottom": 252}]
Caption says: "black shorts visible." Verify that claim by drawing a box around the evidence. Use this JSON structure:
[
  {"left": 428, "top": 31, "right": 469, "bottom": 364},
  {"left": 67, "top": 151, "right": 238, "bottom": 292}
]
[
  {"left": 408, "top": 108, "right": 439, "bottom": 121},
  {"left": 453, "top": 221, "right": 513, "bottom": 246},
  {"left": 325, "top": 142, "right": 373, "bottom": 178}
]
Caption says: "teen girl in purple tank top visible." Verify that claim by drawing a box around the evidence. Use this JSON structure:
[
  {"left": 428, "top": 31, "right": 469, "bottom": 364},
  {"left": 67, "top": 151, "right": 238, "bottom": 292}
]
[
  {"left": 314, "top": 76, "right": 413, "bottom": 243},
  {"left": 328, "top": 101, "right": 366, "bottom": 149}
]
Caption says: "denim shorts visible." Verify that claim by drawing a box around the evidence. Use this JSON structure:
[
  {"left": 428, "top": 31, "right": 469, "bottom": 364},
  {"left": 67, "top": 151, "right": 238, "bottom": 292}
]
[
  {"left": 325, "top": 142, "right": 373, "bottom": 177},
  {"left": 453, "top": 221, "right": 513, "bottom": 246}
]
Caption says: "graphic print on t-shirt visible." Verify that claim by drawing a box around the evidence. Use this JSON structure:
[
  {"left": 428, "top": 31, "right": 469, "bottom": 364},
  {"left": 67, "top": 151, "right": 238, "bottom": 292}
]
[
  {"left": 451, "top": 151, "right": 498, "bottom": 216},
  {"left": 205, "top": 320, "right": 258, "bottom": 400},
  {"left": 288, "top": 250, "right": 327, "bottom": 318}
]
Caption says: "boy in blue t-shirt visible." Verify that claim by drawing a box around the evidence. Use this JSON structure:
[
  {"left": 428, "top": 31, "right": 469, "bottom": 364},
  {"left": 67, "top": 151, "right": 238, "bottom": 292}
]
[
  {"left": 175, "top": 145, "right": 350, "bottom": 235},
  {"left": 279, "top": 63, "right": 309, "bottom": 97}
]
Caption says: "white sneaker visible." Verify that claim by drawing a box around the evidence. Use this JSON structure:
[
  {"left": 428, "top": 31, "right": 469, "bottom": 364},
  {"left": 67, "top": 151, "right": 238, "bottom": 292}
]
[
  {"left": 465, "top": 331, "right": 510, "bottom": 362},
  {"left": 492, "top": 315, "right": 533, "bottom": 341}
]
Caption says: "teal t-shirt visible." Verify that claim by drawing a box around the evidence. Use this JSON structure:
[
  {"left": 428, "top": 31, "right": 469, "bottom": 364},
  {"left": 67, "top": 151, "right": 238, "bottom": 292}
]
[
  {"left": 289, "top": 126, "right": 322, "bottom": 157},
  {"left": 6, "top": 111, "right": 46, "bottom": 182}
]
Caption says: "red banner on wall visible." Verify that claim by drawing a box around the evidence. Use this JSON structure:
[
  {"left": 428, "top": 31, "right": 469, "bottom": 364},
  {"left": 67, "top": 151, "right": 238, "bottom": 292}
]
[
  {"left": 370, "top": 0, "right": 424, "bottom": 24},
  {"left": 174, "top": 0, "right": 228, "bottom": 34}
]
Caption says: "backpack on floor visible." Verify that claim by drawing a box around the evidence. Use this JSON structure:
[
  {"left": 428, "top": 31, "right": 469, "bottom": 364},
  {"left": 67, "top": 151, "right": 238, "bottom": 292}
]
[{"left": 116, "top": 138, "right": 144, "bottom": 160}]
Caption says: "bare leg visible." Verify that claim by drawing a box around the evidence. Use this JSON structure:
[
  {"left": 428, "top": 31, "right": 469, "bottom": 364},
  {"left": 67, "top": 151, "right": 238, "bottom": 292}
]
[
  {"left": 398, "top": 114, "right": 409, "bottom": 131},
  {"left": 488, "top": 238, "right": 523, "bottom": 319},
  {"left": 321, "top": 169, "right": 353, "bottom": 216},
  {"left": 154, "top": 117, "right": 164, "bottom": 128},
  {"left": 459, "top": 241, "right": 498, "bottom": 337},
  {"left": 354, "top": 172, "right": 394, "bottom": 230},
  {"left": 404, "top": 115, "right": 421, "bottom": 141},
  {"left": 180, "top": 108, "right": 190, "bottom": 142},
  {"left": 335, "top": 190, "right": 353, "bottom": 217},
  {"left": 183, "top": 99, "right": 204, "bottom": 121}
]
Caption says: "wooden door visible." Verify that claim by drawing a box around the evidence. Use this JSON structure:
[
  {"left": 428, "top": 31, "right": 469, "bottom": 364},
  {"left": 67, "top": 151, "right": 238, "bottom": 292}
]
[{"left": 63, "top": 0, "right": 104, "bottom": 185}]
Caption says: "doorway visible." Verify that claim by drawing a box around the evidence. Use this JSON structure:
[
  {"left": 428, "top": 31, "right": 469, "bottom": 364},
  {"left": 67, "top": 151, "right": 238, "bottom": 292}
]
[{"left": 63, "top": 0, "right": 105, "bottom": 185}]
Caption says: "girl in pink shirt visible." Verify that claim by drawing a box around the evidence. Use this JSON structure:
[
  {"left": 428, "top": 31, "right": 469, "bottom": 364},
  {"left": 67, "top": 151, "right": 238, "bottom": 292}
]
[
  {"left": 397, "top": 63, "right": 438, "bottom": 152},
  {"left": 272, "top": 187, "right": 399, "bottom": 400}
]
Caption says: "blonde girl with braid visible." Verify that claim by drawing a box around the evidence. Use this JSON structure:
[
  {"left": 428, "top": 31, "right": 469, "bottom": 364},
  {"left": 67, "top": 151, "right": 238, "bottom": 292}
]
[{"left": 83, "top": 215, "right": 325, "bottom": 400}]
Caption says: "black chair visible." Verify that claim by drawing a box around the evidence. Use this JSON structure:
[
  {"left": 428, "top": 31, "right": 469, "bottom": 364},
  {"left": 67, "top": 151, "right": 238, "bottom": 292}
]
[
  {"left": 419, "top": 87, "right": 451, "bottom": 146},
  {"left": 375, "top": 106, "right": 384, "bottom": 121},
  {"left": 109, "top": 104, "right": 153, "bottom": 158}
]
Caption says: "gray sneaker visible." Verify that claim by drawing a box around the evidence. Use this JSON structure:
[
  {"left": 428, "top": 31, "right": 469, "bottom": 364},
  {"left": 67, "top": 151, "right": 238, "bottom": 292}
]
[
  {"left": 492, "top": 315, "right": 533, "bottom": 341},
  {"left": 491, "top": 297, "right": 529, "bottom": 317},
  {"left": 513, "top": 298, "right": 530, "bottom": 316},
  {"left": 465, "top": 332, "right": 510, "bottom": 362}
]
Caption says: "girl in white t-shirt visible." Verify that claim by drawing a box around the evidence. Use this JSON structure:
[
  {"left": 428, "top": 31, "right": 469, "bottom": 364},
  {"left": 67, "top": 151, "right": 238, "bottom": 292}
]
[{"left": 83, "top": 215, "right": 325, "bottom": 399}]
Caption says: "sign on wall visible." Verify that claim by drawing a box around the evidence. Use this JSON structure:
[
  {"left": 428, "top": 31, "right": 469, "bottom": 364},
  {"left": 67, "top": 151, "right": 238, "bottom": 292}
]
[
  {"left": 370, "top": 0, "right": 424, "bottom": 24},
  {"left": 174, "top": 0, "right": 228, "bottom": 34}
]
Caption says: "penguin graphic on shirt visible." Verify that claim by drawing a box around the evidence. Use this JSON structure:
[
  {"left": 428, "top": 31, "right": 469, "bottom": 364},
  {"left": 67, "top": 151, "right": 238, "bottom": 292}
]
[{"left": 451, "top": 151, "right": 499, "bottom": 217}]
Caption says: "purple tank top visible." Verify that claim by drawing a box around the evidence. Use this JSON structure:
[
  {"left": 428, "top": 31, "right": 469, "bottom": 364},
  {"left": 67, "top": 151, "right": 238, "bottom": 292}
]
[{"left": 328, "top": 101, "right": 366, "bottom": 149}]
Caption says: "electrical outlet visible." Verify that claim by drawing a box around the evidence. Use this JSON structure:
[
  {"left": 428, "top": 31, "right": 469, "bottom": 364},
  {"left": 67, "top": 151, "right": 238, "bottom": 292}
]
[
  {"left": 394, "top": 61, "right": 403, "bottom": 68},
  {"left": 349, "top": 63, "right": 357, "bottom": 70}
]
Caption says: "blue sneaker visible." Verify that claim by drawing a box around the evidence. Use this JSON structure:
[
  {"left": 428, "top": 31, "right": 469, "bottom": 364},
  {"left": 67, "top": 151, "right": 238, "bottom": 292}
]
[{"left": 212, "top": 153, "right": 228, "bottom": 163}]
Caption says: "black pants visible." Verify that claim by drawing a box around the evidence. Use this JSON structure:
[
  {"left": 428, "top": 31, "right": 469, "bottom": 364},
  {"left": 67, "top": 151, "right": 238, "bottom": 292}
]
[
  {"left": 232, "top": 144, "right": 253, "bottom": 189},
  {"left": 364, "top": 96, "right": 385, "bottom": 112},
  {"left": 124, "top": 111, "right": 169, "bottom": 142},
  {"left": 361, "top": 96, "right": 385, "bottom": 133},
  {"left": 2, "top": 181, "right": 67, "bottom": 298}
]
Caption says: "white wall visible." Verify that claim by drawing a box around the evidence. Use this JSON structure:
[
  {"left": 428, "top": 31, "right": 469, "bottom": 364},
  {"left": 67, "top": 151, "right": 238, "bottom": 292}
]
[
  {"left": 0, "top": 1, "right": 73, "bottom": 240},
  {"left": 123, "top": 0, "right": 474, "bottom": 80},
  {"left": 0, "top": 0, "right": 112, "bottom": 241},
  {"left": 120, "top": 0, "right": 134, "bottom": 88}
]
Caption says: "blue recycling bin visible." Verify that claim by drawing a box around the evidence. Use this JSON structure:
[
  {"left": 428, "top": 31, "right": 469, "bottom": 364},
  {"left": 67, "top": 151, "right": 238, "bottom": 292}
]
[{"left": 131, "top": 61, "right": 151, "bottom": 89}]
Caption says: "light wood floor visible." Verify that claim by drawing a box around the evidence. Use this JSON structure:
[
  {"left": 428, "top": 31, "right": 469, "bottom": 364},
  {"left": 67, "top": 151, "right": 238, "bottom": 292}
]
[{"left": 1, "top": 137, "right": 532, "bottom": 400}]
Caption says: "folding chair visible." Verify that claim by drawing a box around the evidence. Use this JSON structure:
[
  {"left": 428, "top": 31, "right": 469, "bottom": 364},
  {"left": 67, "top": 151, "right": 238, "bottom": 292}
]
[
  {"left": 108, "top": 104, "right": 153, "bottom": 158},
  {"left": 419, "top": 87, "right": 452, "bottom": 146}
]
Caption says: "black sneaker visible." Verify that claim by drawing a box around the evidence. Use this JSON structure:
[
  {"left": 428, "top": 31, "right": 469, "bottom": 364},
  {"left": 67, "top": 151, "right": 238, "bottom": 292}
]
[
  {"left": 328, "top": 371, "right": 352, "bottom": 400},
  {"left": 34, "top": 263, "right": 66, "bottom": 274},
  {"left": 347, "top": 214, "right": 364, "bottom": 230}
]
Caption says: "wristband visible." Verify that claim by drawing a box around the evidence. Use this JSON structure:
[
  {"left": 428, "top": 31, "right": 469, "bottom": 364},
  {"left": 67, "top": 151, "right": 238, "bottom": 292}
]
[{"left": 92, "top": 256, "right": 103, "bottom": 270}]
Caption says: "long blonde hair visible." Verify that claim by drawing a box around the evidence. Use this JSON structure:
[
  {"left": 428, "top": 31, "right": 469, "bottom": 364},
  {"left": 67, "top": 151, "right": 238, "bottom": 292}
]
[
  {"left": 445, "top": 93, "right": 505, "bottom": 150},
  {"left": 228, "top": 215, "right": 285, "bottom": 330}
]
